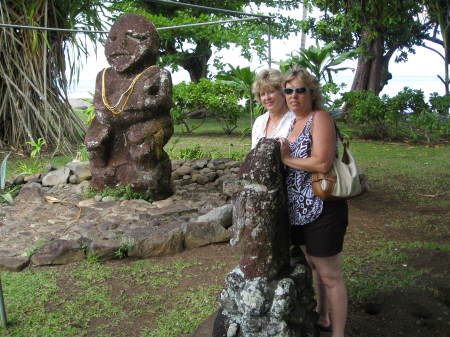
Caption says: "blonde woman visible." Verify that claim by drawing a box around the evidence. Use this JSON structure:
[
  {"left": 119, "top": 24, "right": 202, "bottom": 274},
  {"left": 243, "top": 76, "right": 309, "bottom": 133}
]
[
  {"left": 278, "top": 67, "right": 349, "bottom": 337},
  {"left": 251, "top": 69, "right": 295, "bottom": 149}
]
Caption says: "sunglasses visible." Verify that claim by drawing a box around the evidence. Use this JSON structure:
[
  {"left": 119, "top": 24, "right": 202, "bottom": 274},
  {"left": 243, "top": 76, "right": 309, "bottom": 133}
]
[{"left": 283, "top": 87, "right": 309, "bottom": 95}]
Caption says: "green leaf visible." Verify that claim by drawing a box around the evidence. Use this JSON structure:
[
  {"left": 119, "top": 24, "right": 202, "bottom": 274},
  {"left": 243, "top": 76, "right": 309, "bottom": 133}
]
[
  {"left": 0, "top": 152, "right": 11, "bottom": 190},
  {"left": 1, "top": 193, "right": 13, "bottom": 205}
]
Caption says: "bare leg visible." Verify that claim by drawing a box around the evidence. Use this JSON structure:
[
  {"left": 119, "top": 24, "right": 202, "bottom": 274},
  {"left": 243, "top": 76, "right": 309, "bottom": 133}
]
[
  {"left": 309, "top": 253, "right": 347, "bottom": 337},
  {"left": 316, "top": 274, "right": 330, "bottom": 327},
  {"left": 300, "top": 246, "right": 331, "bottom": 327}
]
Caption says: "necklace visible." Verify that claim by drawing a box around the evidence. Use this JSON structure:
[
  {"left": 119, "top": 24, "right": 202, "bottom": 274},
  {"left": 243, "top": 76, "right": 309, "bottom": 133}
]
[
  {"left": 101, "top": 65, "right": 156, "bottom": 115},
  {"left": 265, "top": 110, "right": 286, "bottom": 137},
  {"left": 265, "top": 118, "right": 278, "bottom": 136}
]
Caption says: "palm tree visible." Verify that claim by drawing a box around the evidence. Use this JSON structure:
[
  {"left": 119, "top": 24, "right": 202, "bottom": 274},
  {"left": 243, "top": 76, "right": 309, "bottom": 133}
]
[
  {"left": 217, "top": 64, "right": 256, "bottom": 127},
  {"left": 300, "top": 0, "right": 309, "bottom": 49},
  {"left": 279, "top": 41, "right": 357, "bottom": 84},
  {"left": 278, "top": 41, "right": 358, "bottom": 111},
  {"left": 0, "top": 0, "right": 111, "bottom": 152}
]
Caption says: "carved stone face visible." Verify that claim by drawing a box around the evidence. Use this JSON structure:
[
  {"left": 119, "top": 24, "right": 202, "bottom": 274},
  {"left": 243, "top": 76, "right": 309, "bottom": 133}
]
[{"left": 105, "top": 13, "right": 159, "bottom": 73}]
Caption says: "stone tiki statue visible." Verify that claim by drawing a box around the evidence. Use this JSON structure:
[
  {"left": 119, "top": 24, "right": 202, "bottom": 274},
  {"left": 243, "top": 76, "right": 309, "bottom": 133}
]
[{"left": 85, "top": 13, "right": 173, "bottom": 200}]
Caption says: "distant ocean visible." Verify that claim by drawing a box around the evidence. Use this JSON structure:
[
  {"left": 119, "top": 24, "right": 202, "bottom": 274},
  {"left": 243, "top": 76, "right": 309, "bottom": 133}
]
[{"left": 68, "top": 74, "right": 446, "bottom": 100}]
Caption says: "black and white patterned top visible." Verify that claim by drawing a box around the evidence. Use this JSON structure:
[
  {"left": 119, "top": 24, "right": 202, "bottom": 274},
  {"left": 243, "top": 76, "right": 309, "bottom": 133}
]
[{"left": 286, "top": 113, "right": 323, "bottom": 226}]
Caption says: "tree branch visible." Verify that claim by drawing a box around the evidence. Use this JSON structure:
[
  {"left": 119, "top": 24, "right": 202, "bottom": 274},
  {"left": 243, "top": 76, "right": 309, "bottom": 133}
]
[
  {"left": 421, "top": 44, "right": 445, "bottom": 60},
  {"left": 437, "top": 75, "right": 450, "bottom": 85},
  {"left": 423, "top": 35, "right": 444, "bottom": 46},
  {"left": 432, "top": 25, "right": 439, "bottom": 39}
]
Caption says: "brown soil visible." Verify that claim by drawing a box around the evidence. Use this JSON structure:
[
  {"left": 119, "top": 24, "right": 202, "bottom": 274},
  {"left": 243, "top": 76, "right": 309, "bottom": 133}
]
[
  {"left": 104, "top": 185, "right": 448, "bottom": 336},
  {"left": 191, "top": 185, "right": 450, "bottom": 337},
  {"left": 10, "top": 181, "right": 450, "bottom": 337},
  {"left": 341, "top": 186, "right": 450, "bottom": 337}
]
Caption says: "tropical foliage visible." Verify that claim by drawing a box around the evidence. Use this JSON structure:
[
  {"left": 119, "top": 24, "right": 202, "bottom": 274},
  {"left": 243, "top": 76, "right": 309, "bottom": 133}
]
[
  {"left": 172, "top": 79, "right": 244, "bottom": 134},
  {"left": 343, "top": 88, "right": 450, "bottom": 143},
  {"left": 0, "top": 0, "right": 112, "bottom": 152},
  {"left": 278, "top": 41, "right": 356, "bottom": 84},
  {"left": 278, "top": 41, "right": 356, "bottom": 110},
  {"left": 216, "top": 64, "right": 256, "bottom": 127},
  {"left": 303, "top": 0, "right": 429, "bottom": 95},
  {"left": 109, "top": 0, "right": 303, "bottom": 82}
]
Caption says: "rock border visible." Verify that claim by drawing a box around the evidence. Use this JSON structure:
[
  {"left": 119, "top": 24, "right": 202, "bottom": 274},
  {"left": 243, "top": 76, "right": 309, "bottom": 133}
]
[{"left": 1, "top": 158, "right": 241, "bottom": 272}]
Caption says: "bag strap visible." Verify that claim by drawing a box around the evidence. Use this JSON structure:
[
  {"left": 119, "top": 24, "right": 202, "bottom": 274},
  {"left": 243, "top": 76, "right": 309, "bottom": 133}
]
[
  {"left": 334, "top": 122, "right": 343, "bottom": 141},
  {"left": 333, "top": 121, "right": 348, "bottom": 147}
]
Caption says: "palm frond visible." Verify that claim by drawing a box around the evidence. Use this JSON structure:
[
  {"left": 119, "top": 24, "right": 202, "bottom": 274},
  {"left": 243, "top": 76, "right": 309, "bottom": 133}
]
[{"left": 0, "top": 0, "right": 111, "bottom": 152}]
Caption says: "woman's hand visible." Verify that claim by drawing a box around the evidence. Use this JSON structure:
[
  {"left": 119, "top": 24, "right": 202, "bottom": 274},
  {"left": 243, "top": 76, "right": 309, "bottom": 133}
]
[
  {"left": 278, "top": 111, "right": 336, "bottom": 172},
  {"left": 278, "top": 137, "right": 290, "bottom": 163}
]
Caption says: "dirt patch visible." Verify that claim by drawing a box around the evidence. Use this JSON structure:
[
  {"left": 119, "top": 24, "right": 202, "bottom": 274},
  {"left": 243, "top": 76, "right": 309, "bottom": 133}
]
[
  {"left": 349, "top": 288, "right": 450, "bottom": 337},
  {"left": 43, "top": 244, "right": 240, "bottom": 337},
  {"left": 342, "top": 186, "right": 450, "bottom": 337},
  {"left": 7, "top": 176, "right": 450, "bottom": 337}
]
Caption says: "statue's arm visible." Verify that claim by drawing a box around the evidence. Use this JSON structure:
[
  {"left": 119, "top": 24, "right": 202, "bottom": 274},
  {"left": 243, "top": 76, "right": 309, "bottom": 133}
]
[
  {"left": 84, "top": 117, "right": 112, "bottom": 167},
  {"left": 84, "top": 71, "right": 112, "bottom": 167},
  {"left": 143, "top": 68, "right": 173, "bottom": 111}
]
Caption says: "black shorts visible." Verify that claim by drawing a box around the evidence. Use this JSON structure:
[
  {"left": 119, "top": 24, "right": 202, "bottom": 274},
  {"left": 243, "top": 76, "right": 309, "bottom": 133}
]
[{"left": 290, "top": 200, "right": 348, "bottom": 257}]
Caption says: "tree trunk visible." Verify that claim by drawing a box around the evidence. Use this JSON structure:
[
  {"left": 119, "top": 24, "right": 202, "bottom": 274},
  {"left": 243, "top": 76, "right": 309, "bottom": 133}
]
[
  {"left": 180, "top": 39, "right": 212, "bottom": 83},
  {"left": 434, "top": 0, "right": 449, "bottom": 96},
  {"left": 350, "top": 33, "right": 392, "bottom": 95},
  {"left": 443, "top": 17, "right": 449, "bottom": 97},
  {"left": 300, "top": 0, "right": 308, "bottom": 49},
  {"left": 182, "top": 56, "right": 209, "bottom": 83}
]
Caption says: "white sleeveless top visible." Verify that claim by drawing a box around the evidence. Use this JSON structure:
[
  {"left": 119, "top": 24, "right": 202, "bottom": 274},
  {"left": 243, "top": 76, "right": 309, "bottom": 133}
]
[{"left": 251, "top": 110, "right": 295, "bottom": 149}]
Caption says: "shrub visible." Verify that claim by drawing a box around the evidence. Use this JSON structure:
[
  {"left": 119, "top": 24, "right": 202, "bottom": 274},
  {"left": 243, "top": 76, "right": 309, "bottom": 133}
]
[
  {"left": 342, "top": 88, "right": 450, "bottom": 143},
  {"left": 172, "top": 79, "right": 244, "bottom": 134},
  {"left": 179, "top": 145, "right": 205, "bottom": 160},
  {"left": 26, "top": 138, "right": 46, "bottom": 158},
  {"left": 342, "top": 90, "right": 388, "bottom": 139},
  {"left": 74, "top": 97, "right": 95, "bottom": 125},
  {"left": 15, "top": 160, "right": 45, "bottom": 176},
  {"left": 84, "top": 185, "right": 153, "bottom": 202},
  {"left": 429, "top": 92, "right": 450, "bottom": 115}
]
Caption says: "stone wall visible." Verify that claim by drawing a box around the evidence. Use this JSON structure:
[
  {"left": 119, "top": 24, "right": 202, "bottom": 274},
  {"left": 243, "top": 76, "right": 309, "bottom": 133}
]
[{"left": 0, "top": 158, "right": 240, "bottom": 272}]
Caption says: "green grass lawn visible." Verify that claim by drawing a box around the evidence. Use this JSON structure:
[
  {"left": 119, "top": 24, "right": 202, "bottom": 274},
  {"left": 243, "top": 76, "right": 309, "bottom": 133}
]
[{"left": 1, "top": 117, "right": 450, "bottom": 336}]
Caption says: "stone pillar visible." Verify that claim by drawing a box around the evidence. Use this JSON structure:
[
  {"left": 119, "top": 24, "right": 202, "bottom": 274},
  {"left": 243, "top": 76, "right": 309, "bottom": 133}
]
[{"left": 215, "top": 138, "right": 318, "bottom": 337}]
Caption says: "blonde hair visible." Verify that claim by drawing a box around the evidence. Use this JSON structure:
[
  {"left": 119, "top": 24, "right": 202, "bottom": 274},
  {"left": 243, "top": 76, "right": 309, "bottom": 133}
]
[
  {"left": 283, "top": 67, "right": 325, "bottom": 111},
  {"left": 252, "top": 69, "right": 284, "bottom": 102}
]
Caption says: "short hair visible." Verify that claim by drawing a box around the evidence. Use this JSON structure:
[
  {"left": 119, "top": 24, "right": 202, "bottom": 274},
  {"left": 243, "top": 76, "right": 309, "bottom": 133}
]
[
  {"left": 283, "top": 67, "right": 325, "bottom": 111},
  {"left": 252, "top": 69, "right": 284, "bottom": 102}
]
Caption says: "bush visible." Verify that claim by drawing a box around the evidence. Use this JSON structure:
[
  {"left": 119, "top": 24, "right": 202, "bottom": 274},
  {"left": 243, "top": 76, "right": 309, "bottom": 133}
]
[
  {"left": 429, "top": 92, "right": 450, "bottom": 115},
  {"left": 80, "top": 98, "right": 95, "bottom": 124},
  {"left": 342, "top": 90, "right": 388, "bottom": 139},
  {"left": 84, "top": 185, "right": 153, "bottom": 202},
  {"left": 172, "top": 79, "right": 244, "bottom": 134},
  {"left": 342, "top": 88, "right": 450, "bottom": 143},
  {"left": 179, "top": 145, "right": 205, "bottom": 160}
]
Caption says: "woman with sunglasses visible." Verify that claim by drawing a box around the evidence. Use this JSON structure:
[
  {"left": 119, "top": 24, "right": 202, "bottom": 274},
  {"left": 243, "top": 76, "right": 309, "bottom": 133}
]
[
  {"left": 251, "top": 69, "right": 295, "bottom": 149},
  {"left": 278, "top": 67, "right": 348, "bottom": 337}
]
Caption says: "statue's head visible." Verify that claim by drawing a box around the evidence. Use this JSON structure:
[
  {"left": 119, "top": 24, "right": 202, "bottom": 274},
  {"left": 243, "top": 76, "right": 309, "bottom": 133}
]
[{"left": 105, "top": 13, "right": 159, "bottom": 73}]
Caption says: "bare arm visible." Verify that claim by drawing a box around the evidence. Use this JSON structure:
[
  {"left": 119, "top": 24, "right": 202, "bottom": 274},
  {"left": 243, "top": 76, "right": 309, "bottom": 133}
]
[{"left": 279, "top": 110, "right": 336, "bottom": 173}]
